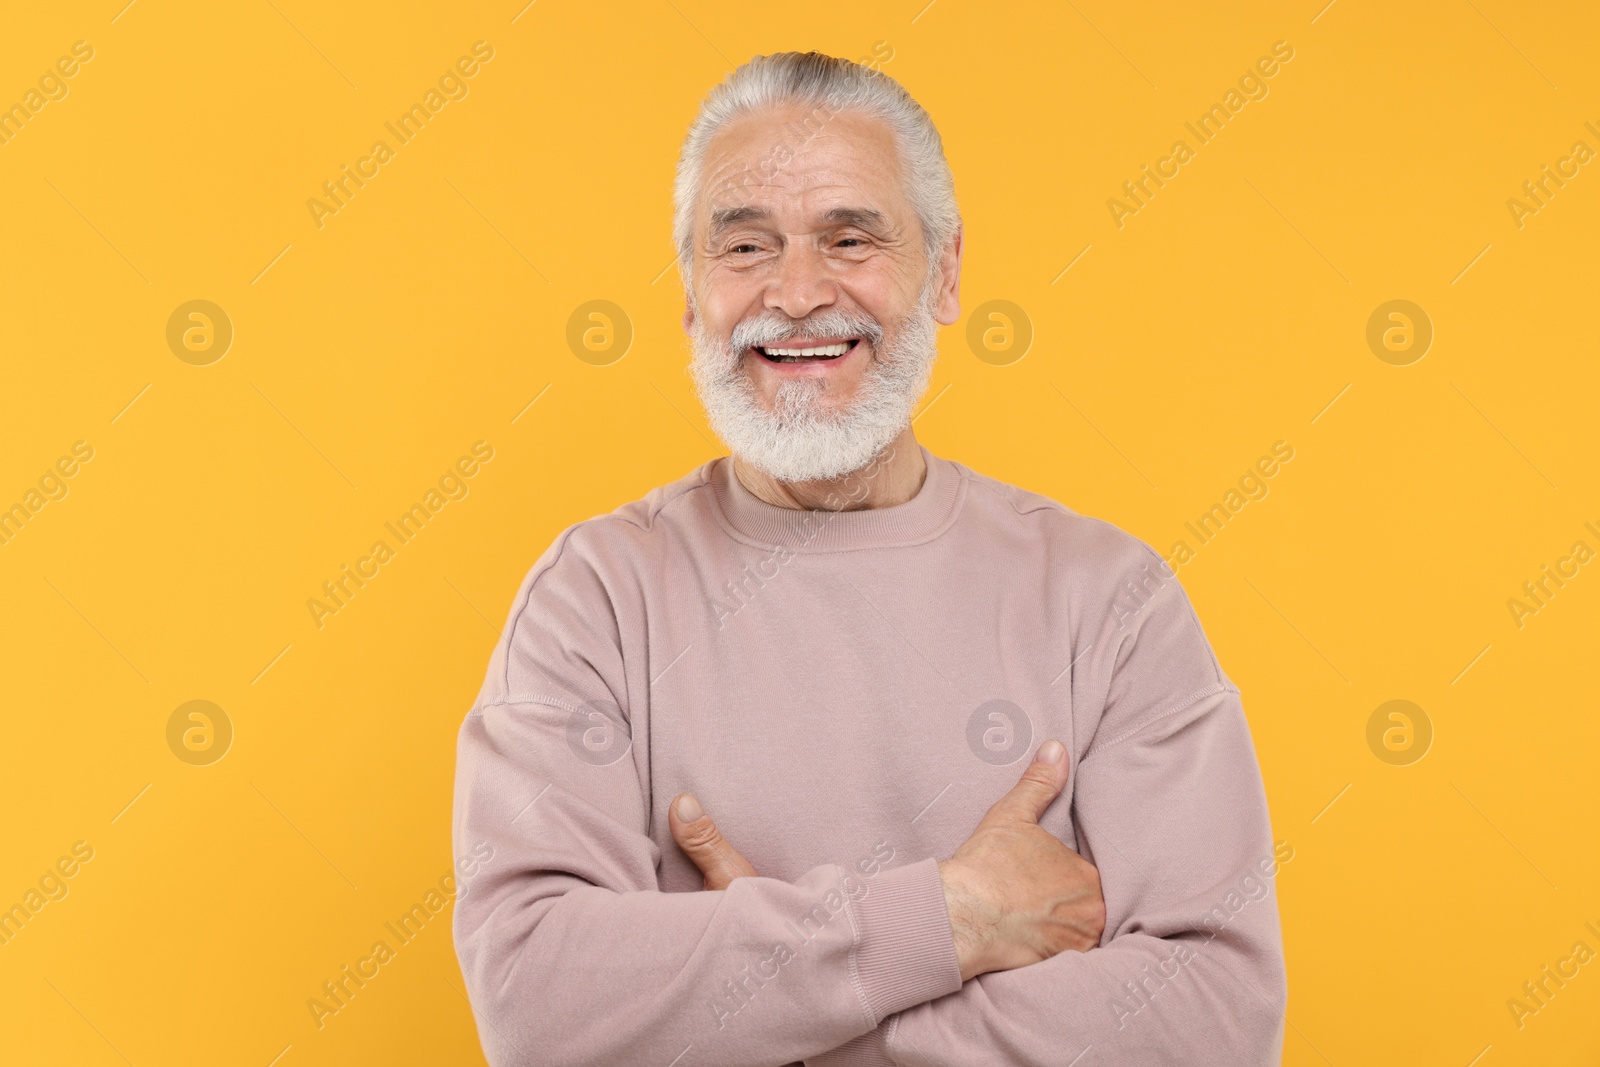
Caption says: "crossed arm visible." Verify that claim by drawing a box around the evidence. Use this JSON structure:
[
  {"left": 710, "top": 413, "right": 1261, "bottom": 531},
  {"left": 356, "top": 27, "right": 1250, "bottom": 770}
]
[
  {"left": 451, "top": 541, "right": 1287, "bottom": 1066},
  {"left": 453, "top": 686, "right": 1285, "bottom": 1066}
]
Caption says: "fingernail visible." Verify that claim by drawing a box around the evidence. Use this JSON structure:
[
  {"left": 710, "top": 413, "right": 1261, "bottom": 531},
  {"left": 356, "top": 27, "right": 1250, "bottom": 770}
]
[
  {"left": 676, "top": 794, "right": 703, "bottom": 822},
  {"left": 1037, "top": 740, "right": 1065, "bottom": 766}
]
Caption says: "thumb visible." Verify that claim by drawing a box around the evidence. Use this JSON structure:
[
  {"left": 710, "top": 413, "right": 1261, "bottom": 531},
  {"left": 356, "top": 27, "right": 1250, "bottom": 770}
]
[
  {"left": 670, "top": 793, "right": 759, "bottom": 890},
  {"left": 982, "top": 739, "right": 1069, "bottom": 827}
]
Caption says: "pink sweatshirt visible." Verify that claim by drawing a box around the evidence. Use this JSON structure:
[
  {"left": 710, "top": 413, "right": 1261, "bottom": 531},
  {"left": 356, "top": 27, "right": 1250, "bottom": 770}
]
[{"left": 451, "top": 443, "right": 1287, "bottom": 1066}]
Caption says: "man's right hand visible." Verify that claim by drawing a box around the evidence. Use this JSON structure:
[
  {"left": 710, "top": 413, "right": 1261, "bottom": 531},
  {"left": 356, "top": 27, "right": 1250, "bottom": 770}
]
[{"left": 938, "top": 738, "right": 1107, "bottom": 982}]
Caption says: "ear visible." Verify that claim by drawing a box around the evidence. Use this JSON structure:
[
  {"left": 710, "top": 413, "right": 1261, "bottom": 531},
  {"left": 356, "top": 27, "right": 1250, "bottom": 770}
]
[
  {"left": 682, "top": 300, "right": 695, "bottom": 336},
  {"left": 933, "top": 221, "right": 963, "bottom": 326}
]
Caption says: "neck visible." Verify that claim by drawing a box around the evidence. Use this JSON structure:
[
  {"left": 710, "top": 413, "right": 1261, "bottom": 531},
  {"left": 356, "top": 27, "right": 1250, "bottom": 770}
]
[{"left": 731, "top": 425, "right": 926, "bottom": 511}]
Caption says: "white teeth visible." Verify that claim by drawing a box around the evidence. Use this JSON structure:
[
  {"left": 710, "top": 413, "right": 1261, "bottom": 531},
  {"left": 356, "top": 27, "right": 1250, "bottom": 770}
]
[{"left": 762, "top": 342, "right": 850, "bottom": 357}]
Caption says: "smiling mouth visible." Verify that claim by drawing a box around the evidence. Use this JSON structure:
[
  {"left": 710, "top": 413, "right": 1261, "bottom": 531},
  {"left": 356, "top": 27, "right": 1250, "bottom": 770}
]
[{"left": 755, "top": 338, "right": 861, "bottom": 363}]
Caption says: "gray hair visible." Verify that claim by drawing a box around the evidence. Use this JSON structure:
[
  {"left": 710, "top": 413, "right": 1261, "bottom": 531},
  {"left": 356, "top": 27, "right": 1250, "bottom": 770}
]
[{"left": 672, "top": 51, "right": 959, "bottom": 293}]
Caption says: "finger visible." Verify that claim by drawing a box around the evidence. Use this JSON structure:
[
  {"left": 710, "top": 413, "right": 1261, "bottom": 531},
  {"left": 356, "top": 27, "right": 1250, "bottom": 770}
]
[
  {"left": 669, "top": 793, "right": 759, "bottom": 890},
  {"left": 981, "top": 739, "right": 1069, "bottom": 827}
]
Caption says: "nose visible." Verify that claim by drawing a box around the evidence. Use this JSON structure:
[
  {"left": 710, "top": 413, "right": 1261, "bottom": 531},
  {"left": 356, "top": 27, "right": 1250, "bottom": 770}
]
[{"left": 763, "top": 241, "right": 838, "bottom": 321}]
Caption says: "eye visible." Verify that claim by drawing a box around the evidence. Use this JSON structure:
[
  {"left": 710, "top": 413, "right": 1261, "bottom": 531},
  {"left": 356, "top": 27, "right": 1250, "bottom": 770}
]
[
  {"left": 836, "top": 237, "right": 866, "bottom": 248},
  {"left": 729, "top": 243, "right": 760, "bottom": 254}
]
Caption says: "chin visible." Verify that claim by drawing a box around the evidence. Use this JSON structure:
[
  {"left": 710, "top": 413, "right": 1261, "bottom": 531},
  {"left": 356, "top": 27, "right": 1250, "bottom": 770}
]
[{"left": 721, "top": 404, "right": 909, "bottom": 484}]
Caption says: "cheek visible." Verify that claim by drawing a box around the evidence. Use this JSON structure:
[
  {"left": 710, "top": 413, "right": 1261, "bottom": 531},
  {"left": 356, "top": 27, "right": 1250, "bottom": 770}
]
[
  {"left": 867, "top": 260, "right": 926, "bottom": 316},
  {"left": 700, "top": 284, "right": 762, "bottom": 338}
]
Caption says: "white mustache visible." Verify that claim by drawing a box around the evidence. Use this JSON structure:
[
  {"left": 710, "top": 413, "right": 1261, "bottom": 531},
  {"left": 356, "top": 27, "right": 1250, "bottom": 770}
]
[{"left": 727, "top": 311, "right": 885, "bottom": 358}]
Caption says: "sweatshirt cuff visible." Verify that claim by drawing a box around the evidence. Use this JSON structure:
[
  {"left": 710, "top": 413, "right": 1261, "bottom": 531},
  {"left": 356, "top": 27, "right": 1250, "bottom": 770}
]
[
  {"left": 848, "top": 856, "right": 963, "bottom": 1023},
  {"left": 804, "top": 1022, "right": 896, "bottom": 1067}
]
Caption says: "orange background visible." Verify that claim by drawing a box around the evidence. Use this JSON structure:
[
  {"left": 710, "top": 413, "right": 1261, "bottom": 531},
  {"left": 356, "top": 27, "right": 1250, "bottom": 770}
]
[{"left": 1, "top": 1, "right": 1596, "bottom": 1063}]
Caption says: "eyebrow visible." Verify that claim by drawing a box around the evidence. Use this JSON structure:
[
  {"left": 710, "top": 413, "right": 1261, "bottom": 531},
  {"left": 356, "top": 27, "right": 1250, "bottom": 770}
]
[
  {"left": 822, "top": 207, "right": 889, "bottom": 232},
  {"left": 707, "top": 205, "right": 890, "bottom": 241},
  {"left": 707, "top": 205, "right": 769, "bottom": 237}
]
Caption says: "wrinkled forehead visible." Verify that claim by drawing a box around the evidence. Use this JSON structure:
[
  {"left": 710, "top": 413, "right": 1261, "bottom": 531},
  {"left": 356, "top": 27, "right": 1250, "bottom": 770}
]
[{"left": 696, "top": 105, "right": 910, "bottom": 235}]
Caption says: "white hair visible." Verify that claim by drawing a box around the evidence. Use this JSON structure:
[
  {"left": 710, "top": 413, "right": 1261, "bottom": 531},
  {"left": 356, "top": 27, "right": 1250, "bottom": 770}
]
[{"left": 672, "top": 51, "right": 959, "bottom": 292}]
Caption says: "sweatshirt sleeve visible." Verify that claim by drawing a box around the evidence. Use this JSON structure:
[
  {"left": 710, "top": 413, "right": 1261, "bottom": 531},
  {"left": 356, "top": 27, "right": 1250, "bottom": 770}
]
[
  {"left": 811, "top": 541, "right": 1288, "bottom": 1067},
  {"left": 450, "top": 523, "right": 964, "bottom": 1067}
]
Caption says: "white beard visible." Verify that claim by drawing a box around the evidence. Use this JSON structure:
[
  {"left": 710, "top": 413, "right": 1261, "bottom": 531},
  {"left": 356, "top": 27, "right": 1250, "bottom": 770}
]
[{"left": 688, "top": 273, "right": 941, "bottom": 483}]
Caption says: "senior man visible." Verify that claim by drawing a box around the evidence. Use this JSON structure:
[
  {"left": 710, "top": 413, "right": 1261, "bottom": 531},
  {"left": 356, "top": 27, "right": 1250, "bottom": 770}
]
[{"left": 452, "top": 51, "right": 1286, "bottom": 1066}]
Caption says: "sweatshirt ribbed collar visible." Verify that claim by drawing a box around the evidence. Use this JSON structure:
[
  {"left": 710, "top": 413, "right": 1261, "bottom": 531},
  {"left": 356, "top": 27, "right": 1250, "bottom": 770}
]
[{"left": 709, "top": 443, "right": 965, "bottom": 552}]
